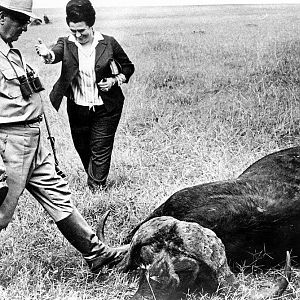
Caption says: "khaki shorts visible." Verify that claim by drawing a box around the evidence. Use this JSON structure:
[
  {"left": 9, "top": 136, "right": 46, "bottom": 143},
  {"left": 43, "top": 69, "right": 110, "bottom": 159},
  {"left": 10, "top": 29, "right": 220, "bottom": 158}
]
[{"left": 0, "top": 123, "right": 73, "bottom": 222}]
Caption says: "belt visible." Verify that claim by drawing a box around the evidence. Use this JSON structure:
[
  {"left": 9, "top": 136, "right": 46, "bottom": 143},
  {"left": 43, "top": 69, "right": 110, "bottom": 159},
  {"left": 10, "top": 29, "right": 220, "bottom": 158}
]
[{"left": 0, "top": 115, "right": 43, "bottom": 126}]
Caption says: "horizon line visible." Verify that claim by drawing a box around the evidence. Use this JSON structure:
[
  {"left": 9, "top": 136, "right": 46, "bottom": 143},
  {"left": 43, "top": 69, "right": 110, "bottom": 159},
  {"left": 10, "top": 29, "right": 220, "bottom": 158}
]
[{"left": 34, "top": 2, "right": 300, "bottom": 9}]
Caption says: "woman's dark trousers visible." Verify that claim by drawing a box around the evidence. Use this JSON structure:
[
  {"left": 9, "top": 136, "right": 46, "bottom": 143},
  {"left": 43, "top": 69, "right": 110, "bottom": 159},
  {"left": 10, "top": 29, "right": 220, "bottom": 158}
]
[{"left": 67, "top": 100, "right": 121, "bottom": 190}]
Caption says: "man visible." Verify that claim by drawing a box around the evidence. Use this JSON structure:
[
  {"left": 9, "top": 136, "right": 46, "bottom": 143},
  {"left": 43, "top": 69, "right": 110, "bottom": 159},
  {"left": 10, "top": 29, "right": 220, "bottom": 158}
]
[{"left": 0, "top": 0, "right": 126, "bottom": 274}]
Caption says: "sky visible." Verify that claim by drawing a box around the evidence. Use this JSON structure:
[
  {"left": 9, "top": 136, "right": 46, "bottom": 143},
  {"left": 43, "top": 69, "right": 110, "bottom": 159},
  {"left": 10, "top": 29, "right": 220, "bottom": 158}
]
[{"left": 33, "top": 0, "right": 300, "bottom": 8}]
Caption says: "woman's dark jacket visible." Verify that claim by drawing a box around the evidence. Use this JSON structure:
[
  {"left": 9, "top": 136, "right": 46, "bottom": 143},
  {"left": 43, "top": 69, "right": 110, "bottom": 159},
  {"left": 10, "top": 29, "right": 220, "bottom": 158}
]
[{"left": 49, "top": 34, "right": 135, "bottom": 112}]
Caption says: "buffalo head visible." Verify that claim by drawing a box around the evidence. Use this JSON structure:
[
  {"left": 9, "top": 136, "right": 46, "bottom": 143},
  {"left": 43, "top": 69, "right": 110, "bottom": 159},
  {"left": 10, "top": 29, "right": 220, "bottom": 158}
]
[
  {"left": 98, "top": 213, "right": 291, "bottom": 300},
  {"left": 119, "top": 216, "right": 235, "bottom": 300}
]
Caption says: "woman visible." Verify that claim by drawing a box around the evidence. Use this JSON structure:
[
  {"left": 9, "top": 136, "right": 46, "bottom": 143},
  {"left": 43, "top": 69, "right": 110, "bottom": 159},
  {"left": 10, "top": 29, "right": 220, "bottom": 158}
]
[{"left": 35, "top": 0, "right": 134, "bottom": 191}]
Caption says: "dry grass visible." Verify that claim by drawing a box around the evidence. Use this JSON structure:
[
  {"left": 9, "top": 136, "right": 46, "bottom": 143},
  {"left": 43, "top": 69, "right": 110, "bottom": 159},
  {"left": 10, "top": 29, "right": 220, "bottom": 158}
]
[{"left": 0, "top": 4, "right": 300, "bottom": 299}]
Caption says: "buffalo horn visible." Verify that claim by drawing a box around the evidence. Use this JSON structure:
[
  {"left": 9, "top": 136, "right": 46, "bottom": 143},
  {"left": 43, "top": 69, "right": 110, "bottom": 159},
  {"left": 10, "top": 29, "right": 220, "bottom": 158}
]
[
  {"left": 96, "top": 210, "right": 111, "bottom": 243},
  {"left": 272, "top": 250, "right": 291, "bottom": 297},
  {"left": 253, "top": 251, "right": 292, "bottom": 300}
]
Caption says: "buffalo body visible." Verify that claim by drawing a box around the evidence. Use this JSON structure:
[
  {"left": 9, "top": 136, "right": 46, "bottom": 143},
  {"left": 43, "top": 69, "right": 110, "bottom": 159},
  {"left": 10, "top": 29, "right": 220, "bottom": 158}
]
[{"left": 126, "top": 146, "right": 300, "bottom": 269}]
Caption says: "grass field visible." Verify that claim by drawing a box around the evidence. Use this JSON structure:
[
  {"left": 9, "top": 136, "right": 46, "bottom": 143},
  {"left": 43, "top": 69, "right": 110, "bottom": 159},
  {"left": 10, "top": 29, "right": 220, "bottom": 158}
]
[{"left": 1, "top": 3, "right": 300, "bottom": 299}]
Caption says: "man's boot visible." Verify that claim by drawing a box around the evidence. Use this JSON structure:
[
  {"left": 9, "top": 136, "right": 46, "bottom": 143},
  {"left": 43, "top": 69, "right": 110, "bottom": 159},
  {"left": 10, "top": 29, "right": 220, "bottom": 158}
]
[{"left": 56, "top": 207, "right": 128, "bottom": 273}]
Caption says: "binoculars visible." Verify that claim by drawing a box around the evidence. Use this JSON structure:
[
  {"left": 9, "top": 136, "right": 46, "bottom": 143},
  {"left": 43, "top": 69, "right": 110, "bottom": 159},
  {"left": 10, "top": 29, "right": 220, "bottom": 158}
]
[{"left": 19, "top": 69, "right": 44, "bottom": 99}]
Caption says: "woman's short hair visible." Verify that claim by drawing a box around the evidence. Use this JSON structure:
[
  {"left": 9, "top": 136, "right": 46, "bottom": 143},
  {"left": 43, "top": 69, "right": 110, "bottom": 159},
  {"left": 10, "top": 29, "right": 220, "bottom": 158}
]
[{"left": 66, "top": 0, "right": 96, "bottom": 27}]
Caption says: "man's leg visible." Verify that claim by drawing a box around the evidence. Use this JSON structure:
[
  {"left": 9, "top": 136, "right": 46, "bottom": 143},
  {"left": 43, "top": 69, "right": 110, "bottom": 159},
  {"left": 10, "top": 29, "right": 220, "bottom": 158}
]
[
  {"left": 0, "top": 128, "right": 32, "bottom": 229},
  {"left": 27, "top": 141, "right": 127, "bottom": 272}
]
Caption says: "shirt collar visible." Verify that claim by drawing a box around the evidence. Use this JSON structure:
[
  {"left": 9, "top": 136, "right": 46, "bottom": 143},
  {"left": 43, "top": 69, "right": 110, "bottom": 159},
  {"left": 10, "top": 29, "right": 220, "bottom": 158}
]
[
  {"left": 68, "top": 30, "right": 104, "bottom": 49},
  {"left": 0, "top": 38, "right": 13, "bottom": 56}
]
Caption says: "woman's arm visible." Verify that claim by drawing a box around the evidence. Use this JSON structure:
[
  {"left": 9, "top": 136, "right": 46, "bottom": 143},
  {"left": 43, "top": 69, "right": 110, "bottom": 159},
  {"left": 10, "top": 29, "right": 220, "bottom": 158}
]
[
  {"left": 111, "top": 37, "right": 135, "bottom": 84},
  {"left": 35, "top": 37, "right": 65, "bottom": 64}
]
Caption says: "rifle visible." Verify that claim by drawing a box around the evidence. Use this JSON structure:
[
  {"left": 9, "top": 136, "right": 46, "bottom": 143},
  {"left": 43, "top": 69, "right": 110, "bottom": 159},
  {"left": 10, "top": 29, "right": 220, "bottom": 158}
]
[
  {"left": 28, "top": 64, "right": 66, "bottom": 178},
  {"left": 43, "top": 111, "right": 66, "bottom": 178}
]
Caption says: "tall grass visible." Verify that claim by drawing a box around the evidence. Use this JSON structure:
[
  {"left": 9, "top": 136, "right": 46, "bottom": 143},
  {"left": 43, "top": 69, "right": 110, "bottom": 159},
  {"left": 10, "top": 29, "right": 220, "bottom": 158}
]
[{"left": 0, "top": 4, "right": 300, "bottom": 299}]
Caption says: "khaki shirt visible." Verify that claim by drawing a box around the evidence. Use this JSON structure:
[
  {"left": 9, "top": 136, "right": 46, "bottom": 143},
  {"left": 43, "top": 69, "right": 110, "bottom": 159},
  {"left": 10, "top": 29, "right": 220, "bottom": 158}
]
[{"left": 0, "top": 38, "right": 43, "bottom": 124}]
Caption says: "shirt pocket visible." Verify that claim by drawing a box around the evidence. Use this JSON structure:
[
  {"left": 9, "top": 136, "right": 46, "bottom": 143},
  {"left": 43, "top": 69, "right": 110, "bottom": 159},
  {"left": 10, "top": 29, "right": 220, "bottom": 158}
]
[{"left": 0, "top": 68, "right": 22, "bottom": 99}]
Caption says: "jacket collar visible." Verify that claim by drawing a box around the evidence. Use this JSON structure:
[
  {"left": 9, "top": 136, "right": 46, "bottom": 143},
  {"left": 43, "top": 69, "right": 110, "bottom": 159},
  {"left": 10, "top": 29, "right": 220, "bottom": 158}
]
[{"left": 95, "top": 33, "right": 107, "bottom": 64}]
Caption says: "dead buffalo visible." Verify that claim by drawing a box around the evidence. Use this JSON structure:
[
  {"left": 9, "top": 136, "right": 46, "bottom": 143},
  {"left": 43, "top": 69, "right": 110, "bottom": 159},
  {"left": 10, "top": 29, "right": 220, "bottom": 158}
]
[
  {"left": 125, "top": 146, "right": 300, "bottom": 269},
  {"left": 99, "top": 146, "right": 298, "bottom": 299}
]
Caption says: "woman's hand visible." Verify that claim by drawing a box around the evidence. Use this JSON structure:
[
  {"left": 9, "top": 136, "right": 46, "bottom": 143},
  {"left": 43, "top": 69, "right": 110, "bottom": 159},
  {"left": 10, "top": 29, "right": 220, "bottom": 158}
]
[
  {"left": 35, "top": 38, "right": 51, "bottom": 59},
  {"left": 98, "top": 77, "right": 117, "bottom": 92}
]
